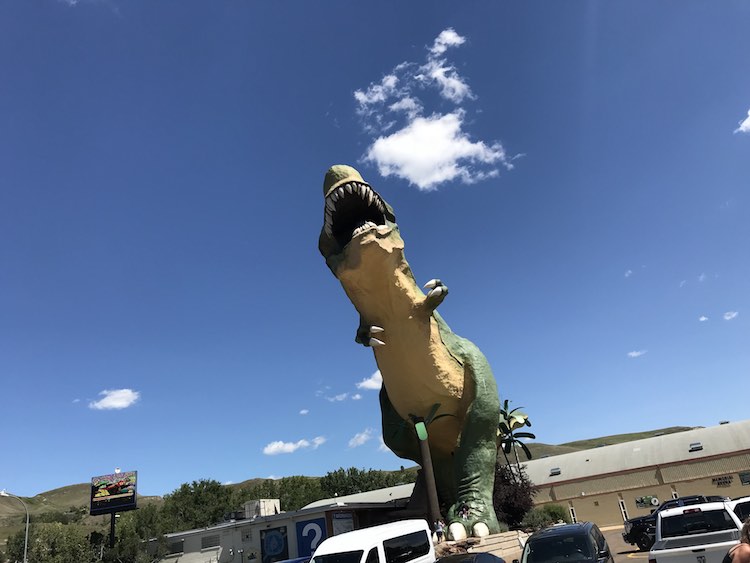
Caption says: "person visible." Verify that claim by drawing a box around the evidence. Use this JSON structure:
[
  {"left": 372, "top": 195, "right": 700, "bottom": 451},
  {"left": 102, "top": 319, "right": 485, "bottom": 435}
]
[
  {"left": 725, "top": 518, "right": 750, "bottom": 563},
  {"left": 435, "top": 519, "right": 444, "bottom": 543},
  {"left": 459, "top": 504, "right": 469, "bottom": 520}
]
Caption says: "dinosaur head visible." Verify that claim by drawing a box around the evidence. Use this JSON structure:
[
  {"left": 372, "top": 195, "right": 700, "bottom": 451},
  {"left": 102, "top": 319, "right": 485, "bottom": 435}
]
[{"left": 318, "top": 165, "right": 398, "bottom": 273}]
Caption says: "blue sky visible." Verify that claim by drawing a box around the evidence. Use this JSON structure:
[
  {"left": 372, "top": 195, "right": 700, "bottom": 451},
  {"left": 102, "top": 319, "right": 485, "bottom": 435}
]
[{"left": 2, "top": 2, "right": 749, "bottom": 499}]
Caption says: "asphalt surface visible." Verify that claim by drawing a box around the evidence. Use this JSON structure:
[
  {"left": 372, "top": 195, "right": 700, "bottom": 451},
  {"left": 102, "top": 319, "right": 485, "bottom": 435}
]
[{"left": 601, "top": 526, "right": 649, "bottom": 563}]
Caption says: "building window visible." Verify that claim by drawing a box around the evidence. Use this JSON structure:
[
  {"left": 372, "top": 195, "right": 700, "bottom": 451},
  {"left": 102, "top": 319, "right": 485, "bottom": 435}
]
[
  {"left": 168, "top": 541, "right": 184, "bottom": 555},
  {"left": 689, "top": 442, "right": 703, "bottom": 452},
  {"left": 243, "top": 528, "right": 253, "bottom": 542},
  {"left": 568, "top": 505, "right": 578, "bottom": 524},
  {"left": 618, "top": 499, "right": 628, "bottom": 521},
  {"left": 202, "top": 535, "right": 220, "bottom": 550},
  {"left": 739, "top": 472, "right": 750, "bottom": 486},
  {"left": 550, "top": 467, "right": 561, "bottom": 476}
]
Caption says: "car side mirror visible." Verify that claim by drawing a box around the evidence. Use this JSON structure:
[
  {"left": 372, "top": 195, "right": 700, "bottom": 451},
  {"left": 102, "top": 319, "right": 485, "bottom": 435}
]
[{"left": 598, "top": 549, "right": 610, "bottom": 559}]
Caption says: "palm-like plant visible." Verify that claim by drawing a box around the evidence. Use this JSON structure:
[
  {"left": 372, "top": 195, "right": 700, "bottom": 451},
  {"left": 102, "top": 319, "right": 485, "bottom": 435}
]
[{"left": 498, "top": 399, "right": 536, "bottom": 471}]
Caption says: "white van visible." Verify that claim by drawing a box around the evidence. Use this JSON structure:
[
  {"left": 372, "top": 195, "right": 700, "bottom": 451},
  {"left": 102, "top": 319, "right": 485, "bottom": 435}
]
[{"left": 310, "top": 519, "right": 435, "bottom": 563}]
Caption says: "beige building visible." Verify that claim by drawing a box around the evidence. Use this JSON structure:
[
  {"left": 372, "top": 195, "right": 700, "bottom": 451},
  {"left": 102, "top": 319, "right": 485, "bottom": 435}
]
[{"left": 523, "top": 419, "right": 750, "bottom": 526}]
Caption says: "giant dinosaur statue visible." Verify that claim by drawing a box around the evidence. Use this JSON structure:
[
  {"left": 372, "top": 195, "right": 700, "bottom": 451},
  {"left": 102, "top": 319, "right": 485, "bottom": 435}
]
[{"left": 318, "top": 165, "right": 502, "bottom": 540}]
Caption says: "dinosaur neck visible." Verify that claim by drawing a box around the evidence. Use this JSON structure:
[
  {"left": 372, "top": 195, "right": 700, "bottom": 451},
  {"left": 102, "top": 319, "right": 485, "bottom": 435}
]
[{"left": 335, "top": 233, "right": 424, "bottom": 324}]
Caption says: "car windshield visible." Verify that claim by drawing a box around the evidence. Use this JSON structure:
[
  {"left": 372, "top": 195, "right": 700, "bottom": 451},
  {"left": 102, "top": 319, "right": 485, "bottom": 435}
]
[
  {"left": 312, "top": 551, "right": 364, "bottom": 563},
  {"left": 522, "top": 536, "right": 592, "bottom": 563},
  {"left": 661, "top": 510, "right": 738, "bottom": 538}
]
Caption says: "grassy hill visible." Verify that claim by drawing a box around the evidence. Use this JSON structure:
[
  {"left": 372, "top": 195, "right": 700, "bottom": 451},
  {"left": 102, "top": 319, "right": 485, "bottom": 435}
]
[{"left": 0, "top": 426, "right": 696, "bottom": 549}]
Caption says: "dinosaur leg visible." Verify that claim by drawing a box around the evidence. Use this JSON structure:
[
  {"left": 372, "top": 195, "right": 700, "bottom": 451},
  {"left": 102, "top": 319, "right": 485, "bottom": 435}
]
[
  {"left": 379, "top": 386, "right": 420, "bottom": 463},
  {"left": 446, "top": 359, "right": 501, "bottom": 540}
]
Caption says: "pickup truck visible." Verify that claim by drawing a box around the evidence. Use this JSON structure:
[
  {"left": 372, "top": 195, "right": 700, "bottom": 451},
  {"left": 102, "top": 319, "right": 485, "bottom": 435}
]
[
  {"left": 623, "top": 495, "right": 729, "bottom": 551},
  {"left": 648, "top": 501, "right": 743, "bottom": 563}
]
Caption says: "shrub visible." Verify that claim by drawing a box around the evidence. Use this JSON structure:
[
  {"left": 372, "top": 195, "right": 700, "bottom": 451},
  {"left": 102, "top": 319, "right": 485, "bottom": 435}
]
[{"left": 520, "top": 504, "right": 571, "bottom": 531}]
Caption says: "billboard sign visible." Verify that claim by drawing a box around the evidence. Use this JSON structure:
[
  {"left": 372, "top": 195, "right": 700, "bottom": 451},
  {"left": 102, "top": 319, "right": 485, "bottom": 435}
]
[{"left": 90, "top": 471, "right": 137, "bottom": 516}]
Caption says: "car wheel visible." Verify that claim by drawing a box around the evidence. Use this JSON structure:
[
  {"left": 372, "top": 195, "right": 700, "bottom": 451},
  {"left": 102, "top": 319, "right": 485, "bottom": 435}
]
[{"left": 636, "top": 533, "right": 653, "bottom": 552}]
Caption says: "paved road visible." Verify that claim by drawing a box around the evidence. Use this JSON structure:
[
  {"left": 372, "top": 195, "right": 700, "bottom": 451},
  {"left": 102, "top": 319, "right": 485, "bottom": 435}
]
[{"left": 602, "top": 527, "right": 649, "bottom": 563}]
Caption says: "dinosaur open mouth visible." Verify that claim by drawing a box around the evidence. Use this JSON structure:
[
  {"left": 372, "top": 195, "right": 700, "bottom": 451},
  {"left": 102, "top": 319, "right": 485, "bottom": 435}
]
[{"left": 324, "top": 181, "right": 387, "bottom": 248}]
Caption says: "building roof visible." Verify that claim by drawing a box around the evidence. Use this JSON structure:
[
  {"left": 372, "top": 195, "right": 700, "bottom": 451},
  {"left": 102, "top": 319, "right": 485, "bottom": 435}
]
[
  {"left": 301, "top": 483, "right": 415, "bottom": 509},
  {"left": 523, "top": 419, "right": 750, "bottom": 487}
]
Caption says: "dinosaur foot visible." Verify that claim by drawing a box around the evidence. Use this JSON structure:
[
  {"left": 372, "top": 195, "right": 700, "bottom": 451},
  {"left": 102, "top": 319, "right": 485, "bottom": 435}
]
[
  {"left": 355, "top": 325, "right": 385, "bottom": 348},
  {"left": 446, "top": 498, "right": 499, "bottom": 540}
]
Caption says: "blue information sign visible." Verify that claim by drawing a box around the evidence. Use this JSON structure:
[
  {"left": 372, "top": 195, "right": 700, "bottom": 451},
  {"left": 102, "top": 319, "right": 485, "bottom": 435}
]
[{"left": 295, "top": 518, "right": 327, "bottom": 557}]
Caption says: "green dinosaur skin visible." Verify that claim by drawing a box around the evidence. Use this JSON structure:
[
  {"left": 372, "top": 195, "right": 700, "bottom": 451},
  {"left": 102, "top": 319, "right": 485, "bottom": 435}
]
[{"left": 318, "top": 165, "right": 501, "bottom": 539}]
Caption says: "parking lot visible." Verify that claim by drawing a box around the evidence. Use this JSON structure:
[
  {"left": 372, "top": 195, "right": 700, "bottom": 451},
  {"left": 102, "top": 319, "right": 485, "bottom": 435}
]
[{"left": 601, "top": 526, "right": 648, "bottom": 563}]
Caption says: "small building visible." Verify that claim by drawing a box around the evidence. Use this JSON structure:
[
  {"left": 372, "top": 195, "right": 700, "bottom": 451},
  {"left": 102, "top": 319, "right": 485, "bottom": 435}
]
[{"left": 160, "top": 485, "right": 419, "bottom": 563}]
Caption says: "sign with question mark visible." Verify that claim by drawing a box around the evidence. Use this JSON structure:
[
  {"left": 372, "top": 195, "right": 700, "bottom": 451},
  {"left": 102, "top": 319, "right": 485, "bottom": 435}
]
[{"left": 296, "top": 518, "right": 327, "bottom": 557}]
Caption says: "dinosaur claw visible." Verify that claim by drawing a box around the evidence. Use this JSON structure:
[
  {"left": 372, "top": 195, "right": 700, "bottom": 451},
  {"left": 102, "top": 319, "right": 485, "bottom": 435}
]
[
  {"left": 370, "top": 326, "right": 384, "bottom": 334},
  {"left": 427, "top": 287, "right": 445, "bottom": 299},
  {"left": 473, "top": 523, "right": 490, "bottom": 537},
  {"left": 448, "top": 523, "right": 467, "bottom": 541},
  {"left": 424, "top": 278, "right": 441, "bottom": 289},
  {"left": 369, "top": 338, "right": 385, "bottom": 347}
]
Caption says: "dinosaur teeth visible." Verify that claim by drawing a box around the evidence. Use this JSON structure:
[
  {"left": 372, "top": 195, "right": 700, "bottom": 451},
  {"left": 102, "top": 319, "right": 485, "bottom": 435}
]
[
  {"left": 326, "top": 198, "right": 336, "bottom": 211},
  {"left": 352, "top": 221, "right": 377, "bottom": 237},
  {"left": 337, "top": 186, "right": 345, "bottom": 199},
  {"left": 345, "top": 183, "right": 354, "bottom": 194}
]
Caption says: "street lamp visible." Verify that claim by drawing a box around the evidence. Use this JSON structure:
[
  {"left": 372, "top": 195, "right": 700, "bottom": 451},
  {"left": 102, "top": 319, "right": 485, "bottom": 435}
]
[{"left": 0, "top": 489, "right": 29, "bottom": 563}]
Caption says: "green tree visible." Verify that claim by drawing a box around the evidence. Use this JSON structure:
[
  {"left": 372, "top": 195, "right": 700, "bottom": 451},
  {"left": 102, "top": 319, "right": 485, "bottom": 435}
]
[
  {"left": 498, "top": 400, "right": 535, "bottom": 472},
  {"left": 102, "top": 508, "right": 167, "bottom": 563},
  {"left": 278, "top": 476, "right": 324, "bottom": 511},
  {"left": 492, "top": 462, "right": 536, "bottom": 529},
  {"left": 319, "top": 467, "right": 412, "bottom": 498},
  {"left": 6, "top": 522, "right": 95, "bottom": 563},
  {"left": 160, "top": 479, "right": 233, "bottom": 532}
]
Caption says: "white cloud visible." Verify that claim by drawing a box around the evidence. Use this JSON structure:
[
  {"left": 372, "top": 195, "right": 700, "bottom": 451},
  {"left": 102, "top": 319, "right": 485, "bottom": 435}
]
[
  {"left": 627, "top": 350, "right": 647, "bottom": 358},
  {"left": 351, "top": 394, "right": 362, "bottom": 400},
  {"left": 365, "top": 112, "right": 511, "bottom": 191},
  {"left": 354, "top": 29, "right": 513, "bottom": 190},
  {"left": 299, "top": 409, "right": 309, "bottom": 415},
  {"left": 679, "top": 280, "right": 687, "bottom": 288},
  {"left": 349, "top": 428, "right": 374, "bottom": 448},
  {"left": 223, "top": 480, "right": 234, "bottom": 486},
  {"left": 698, "top": 272, "right": 707, "bottom": 283},
  {"left": 699, "top": 315, "right": 709, "bottom": 322},
  {"left": 357, "top": 370, "right": 383, "bottom": 390},
  {"left": 378, "top": 435, "right": 390, "bottom": 452},
  {"left": 724, "top": 311, "right": 739, "bottom": 321},
  {"left": 89, "top": 389, "right": 140, "bottom": 410},
  {"left": 625, "top": 270, "right": 633, "bottom": 278},
  {"left": 263, "top": 436, "right": 326, "bottom": 456},
  {"left": 734, "top": 109, "right": 750, "bottom": 134},
  {"left": 326, "top": 393, "right": 348, "bottom": 402},
  {"left": 429, "top": 28, "right": 466, "bottom": 56},
  {"left": 418, "top": 33, "right": 473, "bottom": 104},
  {"left": 72, "top": 398, "right": 80, "bottom": 403}
]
